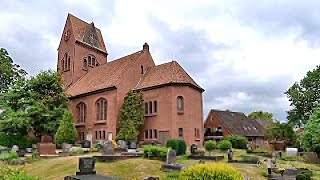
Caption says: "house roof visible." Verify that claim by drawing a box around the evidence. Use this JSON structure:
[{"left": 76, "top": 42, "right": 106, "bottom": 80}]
[
  {"left": 253, "top": 118, "right": 270, "bottom": 129},
  {"left": 68, "top": 13, "right": 107, "bottom": 53},
  {"left": 135, "top": 61, "right": 204, "bottom": 92},
  {"left": 210, "top": 109, "right": 265, "bottom": 137},
  {"left": 66, "top": 50, "right": 144, "bottom": 97}
]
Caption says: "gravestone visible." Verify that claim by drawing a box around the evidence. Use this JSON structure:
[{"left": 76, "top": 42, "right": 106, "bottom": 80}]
[
  {"left": 227, "top": 149, "right": 233, "bottom": 161},
  {"left": 271, "top": 152, "right": 276, "bottom": 164},
  {"left": 102, "top": 141, "right": 114, "bottom": 155},
  {"left": 166, "top": 149, "right": 177, "bottom": 164},
  {"left": 81, "top": 140, "right": 91, "bottom": 148},
  {"left": 286, "top": 148, "right": 298, "bottom": 156},
  {"left": 190, "top": 144, "right": 197, "bottom": 154},
  {"left": 118, "top": 140, "right": 127, "bottom": 149},
  {"left": 18, "top": 149, "right": 26, "bottom": 157},
  {"left": 77, "top": 157, "right": 96, "bottom": 175},
  {"left": 12, "top": 145, "right": 19, "bottom": 152},
  {"left": 129, "top": 141, "right": 137, "bottom": 149}
]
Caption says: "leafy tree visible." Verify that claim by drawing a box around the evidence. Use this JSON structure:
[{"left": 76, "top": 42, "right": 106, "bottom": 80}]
[
  {"left": 224, "top": 135, "right": 248, "bottom": 149},
  {"left": 116, "top": 90, "right": 144, "bottom": 141},
  {"left": 0, "top": 48, "right": 27, "bottom": 93},
  {"left": 248, "top": 110, "right": 273, "bottom": 121},
  {"left": 299, "top": 107, "right": 320, "bottom": 154},
  {"left": 55, "top": 110, "right": 77, "bottom": 146},
  {"left": 218, "top": 140, "right": 232, "bottom": 150},
  {"left": 0, "top": 70, "right": 68, "bottom": 137},
  {"left": 204, "top": 140, "right": 217, "bottom": 155},
  {"left": 265, "top": 121, "right": 296, "bottom": 146},
  {"left": 285, "top": 65, "right": 320, "bottom": 126}
]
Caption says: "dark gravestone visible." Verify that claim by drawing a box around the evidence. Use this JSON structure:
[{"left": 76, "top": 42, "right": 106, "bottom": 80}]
[
  {"left": 102, "top": 141, "right": 114, "bottom": 155},
  {"left": 166, "top": 149, "right": 177, "bottom": 164},
  {"left": 227, "top": 149, "right": 233, "bottom": 161},
  {"left": 77, "top": 157, "right": 96, "bottom": 175},
  {"left": 18, "top": 149, "right": 26, "bottom": 157},
  {"left": 128, "top": 141, "right": 137, "bottom": 149},
  {"left": 190, "top": 144, "right": 197, "bottom": 154},
  {"left": 82, "top": 140, "right": 91, "bottom": 148}
]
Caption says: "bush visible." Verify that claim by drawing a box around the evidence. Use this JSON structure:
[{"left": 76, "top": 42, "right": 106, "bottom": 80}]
[
  {"left": 95, "top": 141, "right": 104, "bottom": 150},
  {"left": 179, "top": 163, "right": 243, "bottom": 180},
  {"left": 69, "top": 147, "right": 84, "bottom": 155},
  {"left": 204, "top": 140, "right": 217, "bottom": 154},
  {"left": 164, "top": 172, "right": 180, "bottom": 180},
  {"left": 219, "top": 140, "right": 232, "bottom": 150},
  {"left": 143, "top": 145, "right": 168, "bottom": 158},
  {"left": 0, "top": 165, "right": 40, "bottom": 180},
  {"left": 0, "top": 151, "right": 19, "bottom": 161},
  {"left": 224, "top": 135, "right": 248, "bottom": 149},
  {"left": 55, "top": 110, "right": 77, "bottom": 146},
  {"left": 166, "top": 139, "right": 186, "bottom": 155},
  {"left": 246, "top": 148, "right": 253, "bottom": 153},
  {"left": 0, "top": 133, "right": 36, "bottom": 149},
  {"left": 296, "top": 174, "right": 311, "bottom": 180}
]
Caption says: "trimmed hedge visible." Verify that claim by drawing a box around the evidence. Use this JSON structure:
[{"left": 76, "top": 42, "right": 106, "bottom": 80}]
[
  {"left": 179, "top": 163, "right": 243, "bottom": 180},
  {"left": 224, "top": 135, "right": 248, "bottom": 149},
  {"left": 166, "top": 139, "right": 186, "bottom": 155},
  {"left": 219, "top": 140, "right": 232, "bottom": 150},
  {"left": 143, "top": 145, "right": 168, "bottom": 158},
  {"left": 0, "top": 133, "right": 38, "bottom": 149}
]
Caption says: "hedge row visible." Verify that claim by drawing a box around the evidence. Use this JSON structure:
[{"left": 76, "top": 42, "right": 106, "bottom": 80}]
[
  {"left": 166, "top": 139, "right": 186, "bottom": 155},
  {"left": 0, "top": 133, "right": 38, "bottom": 149}
]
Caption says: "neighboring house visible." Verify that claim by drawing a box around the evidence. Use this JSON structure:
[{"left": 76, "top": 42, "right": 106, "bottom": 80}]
[
  {"left": 57, "top": 14, "right": 204, "bottom": 147},
  {"left": 204, "top": 109, "right": 267, "bottom": 149}
]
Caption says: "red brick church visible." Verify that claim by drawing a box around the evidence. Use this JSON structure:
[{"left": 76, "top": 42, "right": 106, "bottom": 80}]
[{"left": 57, "top": 14, "right": 204, "bottom": 147}]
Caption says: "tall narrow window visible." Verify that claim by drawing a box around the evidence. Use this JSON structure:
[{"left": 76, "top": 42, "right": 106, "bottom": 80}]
[
  {"left": 67, "top": 57, "right": 70, "bottom": 70},
  {"left": 145, "top": 102, "right": 148, "bottom": 114},
  {"left": 145, "top": 130, "right": 148, "bottom": 139},
  {"left": 62, "top": 59, "right": 65, "bottom": 71},
  {"left": 195, "top": 128, "right": 200, "bottom": 139},
  {"left": 88, "top": 56, "right": 91, "bottom": 66},
  {"left": 149, "top": 129, "right": 152, "bottom": 139},
  {"left": 76, "top": 102, "right": 86, "bottom": 123},
  {"left": 92, "top": 57, "right": 95, "bottom": 67},
  {"left": 177, "top": 96, "right": 184, "bottom": 112},
  {"left": 179, "top": 128, "right": 183, "bottom": 138},
  {"left": 83, "top": 59, "right": 88, "bottom": 70},
  {"left": 154, "top": 129, "right": 157, "bottom": 139},
  {"left": 141, "top": 65, "right": 144, "bottom": 74},
  {"left": 64, "top": 53, "right": 68, "bottom": 70},
  {"left": 154, "top": 101, "right": 157, "bottom": 113},
  {"left": 95, "top": 131, "right": 98, "bottom": 140},
  {"left": 96, "top": 98, "right": 107, "bottom": 121},
  {"left": 103, "top": 131, "right": 106, "bottom": 139},
  {"left": 99, "top": 131, "right": 102, "bottom": 139},
  {"left": 149, "top": 101, "right": 152, "bottom": 114}
]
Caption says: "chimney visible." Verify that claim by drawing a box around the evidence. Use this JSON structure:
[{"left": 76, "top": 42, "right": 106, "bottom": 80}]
[{"left": 143, "top": 42, "right": 149, "bottom": 51}]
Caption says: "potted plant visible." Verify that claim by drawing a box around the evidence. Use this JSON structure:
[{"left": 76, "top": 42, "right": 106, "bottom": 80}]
[{"left": 55, "top": 110, "right": 77, "bottom": 153}]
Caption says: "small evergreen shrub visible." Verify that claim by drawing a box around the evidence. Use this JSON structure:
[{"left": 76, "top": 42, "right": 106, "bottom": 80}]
[
  {"left": 224, "top": 135, "right": 248, "bottom": 149},
  {"left": 178, "top": 140, "right": 186, "bottom": 155},
  {"left": 55, "top": 110, "right": 77, "bottom": 146},
  {"left": 219, "top": 140, "right": 232, "bottom": 150},
  {"left": 204, "top": 140, "right": 217, "bottom": 155},
  {"left": 179, "top": 163, "right": 243, "bottom": 180},
  {"left": 166, "top": 139, "right": 186, "bottom": 155},
  {"left": 143, "top": 145, "right": 168, "bottom": 158}
]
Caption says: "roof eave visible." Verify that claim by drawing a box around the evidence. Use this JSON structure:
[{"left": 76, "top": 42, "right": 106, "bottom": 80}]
[
  {"left": 134, "top": 82, "right": 204, "bottom": 92},
  {"left": 68, "top": 86, "right": 117, "bottom": 100}
]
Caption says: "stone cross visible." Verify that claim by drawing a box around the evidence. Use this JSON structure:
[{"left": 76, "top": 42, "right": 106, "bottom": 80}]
[{"left": 166, "top": 149, "right": 176, "bottom": 164}]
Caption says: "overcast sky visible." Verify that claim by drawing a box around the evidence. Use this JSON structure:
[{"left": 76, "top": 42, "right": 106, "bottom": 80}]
[{"left": 1, "top": 0, "right": 319, "bottom": 121}]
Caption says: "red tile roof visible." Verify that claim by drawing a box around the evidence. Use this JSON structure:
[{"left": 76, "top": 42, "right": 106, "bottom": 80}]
[
  {"left": 66, "top": 50, "right": 144, "bottom": 97},
  {"left": 68, "top": 13, "right": 107, "bottom": 53},
  {"left": 135, "top": 61, "right": 203, "bottom": 92}
]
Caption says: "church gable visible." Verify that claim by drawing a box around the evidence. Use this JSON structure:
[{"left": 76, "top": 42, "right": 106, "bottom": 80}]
[{"left": 82, "top": 23, "right": 101, "bottom": 49}]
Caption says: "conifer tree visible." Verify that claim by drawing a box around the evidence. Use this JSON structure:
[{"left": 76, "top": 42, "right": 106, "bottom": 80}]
[{"left": 55, "top": 110, "right": 77, "bottom": 146}]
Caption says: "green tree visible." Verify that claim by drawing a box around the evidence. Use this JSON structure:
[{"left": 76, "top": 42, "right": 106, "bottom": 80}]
[
  {"left": 0, "top": 48, "right": 27, "bottom": 93},
  {"left": 248, "top": 110, "right": 274, "bottom": 120},
  {"left": 55, "top": 110, "right": 77, "bottom": 146},
  {"left": 265, "top": 121, "right": 296, "bottom": 146},
  {"left": 204, "top": 140, "right": 217, "bottom": 156},
  {"left": 116, "top": 90, "right": 144, "bottom": 141},
  {"left": 299, "top": 107, "right": 320, "bottom": 154},
  {"left": 285, "top": 65, "right": 320, "bottom": 126},
  {"left": 224, "top": 135, "right": 248, "bottom": 149},
  {"left": 0, "top": 70, "right": 68, "bottom": 137}
]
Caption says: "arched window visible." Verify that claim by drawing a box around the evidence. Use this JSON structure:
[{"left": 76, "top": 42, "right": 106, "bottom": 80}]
[
  {"left": 76, "top": 102, "right": 86, "bottom": 123},
  {"left": 177, "top": 96, "right": 184, "bottom": 112},
  {"left": 83, "top": 58, "right": 87, "bottom": 70},
  {"left": 62, "top": 59, "right": 65, "bottom": 71},
  {"left": 88, "top": 56, "right": 91, "bottom": 66},
  {"left": 64, "top": 53, "right": 68, "bottom": 70},
  {"left": 92, "top": 57, "right": 95, "bottom": 66},
  {"left": 67, "top": 57, "right": 70, "bottom": 70},
  {"left": 96, "top": 98, "right": 107, "bottom": 121}
]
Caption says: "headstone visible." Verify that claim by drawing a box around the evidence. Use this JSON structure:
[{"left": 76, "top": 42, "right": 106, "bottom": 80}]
[
  {"left": 286, "top": 148, "right": 298, "bottom": 156},
  {"left": 190, "top": 144, "right": 197, "bottom": 154},
  {"left": 76, "top": 157, "right": 96, "bottom": 175},
  {"left": 129, "top": 141, "right": 137, "bottom": 149},
  {"left": 12, "top": 145, "right": 19, "bottom": 152},
  {"left": 62, "top": 143, "right": 72, "bottom": 153},
  {"left": 303, "top": 152, "right": 319, "bottom": 164},
  {"left": 166, "top": 149, "right": 177, "bottom": 164},
  {"left": 227, "top": 149, "right": 233, "bottom": 161},
  {"left": 81, "top": 140, "right": 91, "bottom": 148},
  {"left": 271, "top": 152, "right": 276, "bottom": 164},
  {"left": 102, "top": 141, "right": 114, "bottom": 155},
  {"left": 18, "top": 149, "right": 26, "bottom": 157},
  {"left": 118, "top": 140, "right": 127, "bottom": 149}
]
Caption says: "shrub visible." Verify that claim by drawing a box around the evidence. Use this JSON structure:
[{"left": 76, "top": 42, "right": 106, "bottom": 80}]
[
  {"left": 0, "top": 151, "right": 19, "bottom": 161},
  {"left": 296, "top": 174, "right": 311, "bottom": 180},
  {"left": 0, "top": 165, "right": 40, "bottom": 180},
  {"left": 143, "top": 145, "right": 168, "bottom": 158},
  {"left": 0, "top": 133, "right": 36, "bottom": 149},
  {"left": 219, "top": 140, "right": 232, "bottom": 150},
  {"left": 224, "top": 135, "right": 248, "bottom": 149},
  {"left": 55, "top": 110, "right": 77, "bottom": 146},
  {"left": 95, "top": 141, "right": 104, "bottom": 150},
  {"left": 164, "top": 172, "right": 180, "bottom": 180},
  {"left": 179, "top": 163, "right": 243, "bottom": 180},
  {"left": 166, "top": 139, "right": 186, "bottom": 155},
  {"left": 246, "top": 148, "right": 253, "bottom": 153},
  {"left": 204, "top": 140, "right": 217, "bottom": 155}
]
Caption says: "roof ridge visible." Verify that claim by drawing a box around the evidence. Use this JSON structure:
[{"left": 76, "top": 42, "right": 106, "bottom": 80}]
[{"left": 68, "top": 13, "right": 103, "bottom": 31}]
